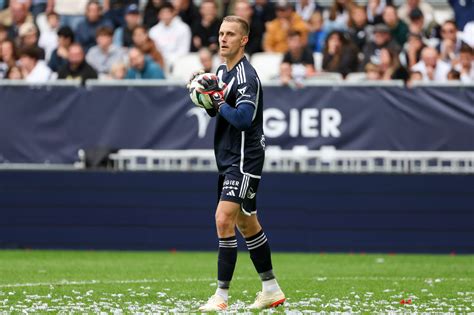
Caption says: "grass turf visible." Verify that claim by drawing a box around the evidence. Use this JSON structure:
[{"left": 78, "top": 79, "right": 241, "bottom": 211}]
[{"left": 0, "top": 250, "right": 472, "bottom": 313}]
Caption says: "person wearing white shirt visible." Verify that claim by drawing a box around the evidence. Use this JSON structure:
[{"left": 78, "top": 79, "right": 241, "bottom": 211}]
[
  {"left": 19, "top": 46, "right": 53, "bottom": 82},
  {"left": 148, "top": 2, "right": 191, "bottom": 69},
  {"left": 454, "top": 45, "right": 474, "bottom": 83},
  {"left": 38, "top": 11, "right": 60, "bottom": 61},
  {"left": 296, "top": 0, "right": 316, "bottom": 22},
  {"left": 86, "top": 26, "right": 126, "bottom": 77},
  {"left": 411, "top": 46, "right": 451, "bottom": 82}
]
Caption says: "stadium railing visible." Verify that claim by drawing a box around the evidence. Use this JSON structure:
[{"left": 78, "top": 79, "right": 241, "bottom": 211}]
[{"left": 107, "top": 148, "right": 474, "bottom": 174}]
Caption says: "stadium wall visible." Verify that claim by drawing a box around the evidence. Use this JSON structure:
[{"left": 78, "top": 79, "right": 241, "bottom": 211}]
[
  {"left": 1, "top": 170, "right": 473, "bottom": 253},
  {"left": 0, "top": 83, "right": 473, "bottom": 163}
]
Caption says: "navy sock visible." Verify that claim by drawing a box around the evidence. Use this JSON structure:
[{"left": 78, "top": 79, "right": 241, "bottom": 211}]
[
  {"left": 245, "top": 229, "right": 275, "bottom": 280},
  {"left": 217, "top": 235, "right": 238, "bottom": 289}
]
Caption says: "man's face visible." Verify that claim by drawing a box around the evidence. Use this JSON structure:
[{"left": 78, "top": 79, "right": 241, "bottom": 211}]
[
  {"left": 69, "top": 46, "right": 85, "bottom": 67},
  {"left": 383, "top": 7, "right": 398, "bottom": 27},
  {"left": 288, "top": 35, "right": 301, "bottom": 52},
  {"left": 125, "top": 13, "right": 140, "bottom": 28},
  {"left": 159, "top": 8, "right": 174, "bottom": 25},
  {"left": 459, "top": 52, "right": 472, "bottom": 68},
  {"left": 234, "top": 2, "right": 252, "bottom": 20},
  {"left": 422, "top": 47, "right": 438, "bottom": 67},
  {"left": 219, "top": 21, "right": 247, "bottom": 59},
  {"left": 97, "top": 34, "right": 112, "bottom": 50},
  {"left": 19, "top": 55, "right": 35, "bottom": 71},
  {"left": 129, "top": 49, "right": 145, "bottom": 70},
  {"left": 374, "top": 31, "right": 390, "bottom": 46},
  {"left": 86, "top": 3, "right": 101, "bottom": 23},
  {"left": 200, "top": 2, "right": 217, "bottom": 21},
  {"left": 11, "top": 3, "right": 27, "bottom": 24}
]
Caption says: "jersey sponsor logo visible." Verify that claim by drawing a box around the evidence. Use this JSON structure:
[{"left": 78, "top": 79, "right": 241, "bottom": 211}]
[
  {"left": 186, "top": 107, "right": 212, "bottom": 138},
  {"left": 224, "top": 179, "right": 240, "bottom": 187},
  {"left": 246, "top": 187, "right": 256, "bottom": 199}
]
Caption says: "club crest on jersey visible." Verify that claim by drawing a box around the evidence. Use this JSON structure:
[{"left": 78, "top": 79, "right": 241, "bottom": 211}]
[{"left": 246, "top": 187, "right": 256, "bottom": 199}]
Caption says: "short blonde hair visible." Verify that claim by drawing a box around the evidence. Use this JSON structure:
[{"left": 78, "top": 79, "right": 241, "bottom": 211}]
[{"left": 222, "top": 15, "right": 249, "bottom": 36}]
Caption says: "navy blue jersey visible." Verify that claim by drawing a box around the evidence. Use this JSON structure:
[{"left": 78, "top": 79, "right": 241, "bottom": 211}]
[{"left": 214, "top": 56, "right": 265, "bottom": 178}]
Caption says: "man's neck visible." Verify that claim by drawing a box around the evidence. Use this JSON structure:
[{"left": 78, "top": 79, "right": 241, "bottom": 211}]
[{"left": 225, "top": 52, "right": 245, "bottom": 70}]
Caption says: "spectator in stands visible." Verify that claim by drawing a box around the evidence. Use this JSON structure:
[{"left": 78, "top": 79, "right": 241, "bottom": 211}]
[
  {"left": 46, "top": 0, "right": 88, "bottom": 32},
  {"left": 0, "top": 23, "right": 7, "bottom": 42},
  {"left": 48, "top": 26, "right": 74, "bottom": 72},
  {"left": 57, "top": 42, "right": 98, "bottom": 84},
  {"left": 30, "top": 0, "right": 48, "bottom": 19},
  {"left": 438, "top": 20, "right": 463, "bottom": 63},
  {"left": 75, "top": 0, "right": 114, "bottom": 52},
  {"left": 113, "top": 3, "right": 140, "bottom": 48},
  {"left": 347, "top": 5, "right": 371, "bottom": 52},
  {"left": 366, "top": 0, "right": 384, "bottom": 25},
  {"left": 383, "top": 5, "right": 408, "bottom": 46},
  {"left": 18, "top": 22, "right": 45, "bottom": 60},
  {"left": 233, "top": 0, "right": 264, "bottom": 55},
  {"left": 172, "top": 0, "right": 200, "bottom": 28},
  {"left": 326, "top": 0, "right": 354, "bottom": 31},
  {"left": 102, "top": 0, "right": 139, "bottom": 29},
  {"left": 279, "top": 62, "right": 304, "bottom": 88},
  {"left": 454, "top": 44, "right": 473, "bottom": 82},
  {"left": 125, "top": 47, "right": 164, "bottom": 79},
  {"left": 132, "top": 25, "right": 165, "bottom": 69},
  {"left": 191, "top": 0, "right": 220, "bottom": 53},
  {"left": 400, "top": 32, "right": 425, "bottom": 68},
  {"left": 448, "top": 0, "right": 474, "bottom": 31},
  {"left": 148, "top": 2, "right": 191, "bottom": 68},
  {"left": 407, "top": 69, "right": 422, "bottom": 86},
  {"left": 198, "top": 47, "right": 215, "bottom": 73},
  {"left": 143, "top": 0, "right": 165, "bottom": 29},
  {"left": 3, "top": 1, "right": 33, "bottom": 40},
  {"left": 407, "top": 7, "right": 439, "bottom": 40},
  {"left": 307, "top": 10, "right": 327, "bottom": 53},
  {"left": 86, "top": 26, "right": 126, "bottom": 77},
  {"left": 38, "top": 11, "right": 60, "bottom": 61},
  {"left": 216, "top": 0, "right": 237, "bottom": 17},
  {"left": 0, "top": 39, "right": 18, "bottom": 71},
  {"left": 365, "top": 62, "right": 381, "bottom": 80},
  {"left": 263, "top": 0, "right": 308, "bottom": 53},
  {"left": 107, "top": 61, "right": 127, "bottom": 79},
  {"left": 19, "top": 46, "right": 52, "bottom": 82},
  {"left": 398, "top": 0, "right": 434, "bottom": 28},
  {"left": 5, "top": 64, "right": 23, "bottom": 79},
  {"left": 322, "top": 30, "right": 358, "bottom": 77},
  {"left": 411, "top": 46, "right": 451, "bottom": 81},
  {"left": 281, "top": 31, "right": 315, "bottom": 84},
  {"left": 252, "top": 0, "right": 275, "bottom": 25},
  {"left": 379, "top": 47, "right": 409, "bottom": 81},
  {"left": 360, "top": 23, "right": 400, "bottom": 70},
  {"left": 296, "top": 0, "right": 319, "bottom": 22},
  {"left": 447, "top": 69, "right": 461, "bottom": 80}
]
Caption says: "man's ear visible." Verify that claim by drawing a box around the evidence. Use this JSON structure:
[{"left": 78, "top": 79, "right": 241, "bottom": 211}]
[{"left": 241, "top": 35, "right": 249, "bottom": 47}]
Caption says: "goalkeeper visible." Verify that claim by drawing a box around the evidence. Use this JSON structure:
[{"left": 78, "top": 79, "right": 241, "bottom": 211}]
[{"left": 189, "top": 15, "right": 286, "bottom": 311}]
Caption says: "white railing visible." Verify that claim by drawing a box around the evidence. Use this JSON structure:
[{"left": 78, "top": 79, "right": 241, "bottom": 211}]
[{"left": 108, "top": 148, "right": 474, "bottom": 174}]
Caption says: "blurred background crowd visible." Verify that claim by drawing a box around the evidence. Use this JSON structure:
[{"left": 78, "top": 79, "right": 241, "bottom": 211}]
[{"left": 0, "top": 0, "right": 472, "bottom": 86}]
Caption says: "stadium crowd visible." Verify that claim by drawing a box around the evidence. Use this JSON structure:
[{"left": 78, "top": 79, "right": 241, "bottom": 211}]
[{"left": 0, "top": 0, "right": 472, "bottom": 85}]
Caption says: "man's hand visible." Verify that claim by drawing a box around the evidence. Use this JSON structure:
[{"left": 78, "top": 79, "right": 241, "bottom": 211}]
[
  {"left": 198, "top": 74, "right": 225, "bottom": 93},
  {"left": 210, "top": 90, "right": 226, "bottom": 112}
]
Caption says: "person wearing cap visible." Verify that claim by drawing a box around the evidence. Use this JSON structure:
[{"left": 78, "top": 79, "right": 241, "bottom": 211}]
[
  {"left": 112, "top": 3, "right": 140, "bottom": 48},
  {"left": 407, "top": 7, "right": 439, "bottom": 40},
  {"left": 19, "top": 46, "right": 53, "bottom": 82},
  {"left": 382, "top": 5, "right": 409, "bottom": 46},
  {"left": 263, "top": 0, "right": 308, "bottom": 53},
  {"left": 102, "top": 0, "right": 139, "bottom": 29},
  {"left": 359, "top": 23, "right": 400, "bottom": 70},
  {"left": 48, "top": 25, "right": 74, "bottom": 72},
  {"left": 18, "top": 22, "right": 46, "bottom": 60}
]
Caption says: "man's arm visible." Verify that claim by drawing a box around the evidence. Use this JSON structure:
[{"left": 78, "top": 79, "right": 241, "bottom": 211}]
[{"left": 219, "top": 102, "right": 254, "bottom": 131}]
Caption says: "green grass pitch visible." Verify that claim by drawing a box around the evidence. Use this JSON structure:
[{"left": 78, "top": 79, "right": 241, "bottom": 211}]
[{"left": 0, "top": 250, "right": 472, "bottom": 313}]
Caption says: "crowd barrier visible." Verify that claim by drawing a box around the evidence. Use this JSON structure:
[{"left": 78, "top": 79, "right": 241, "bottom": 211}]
[{"left": 0, "top": 81, "right": 473, "bottom": 164}]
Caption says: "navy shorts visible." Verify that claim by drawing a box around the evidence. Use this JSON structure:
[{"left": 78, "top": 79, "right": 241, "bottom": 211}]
[{"left": 217, "top": 166, "right": 260, "bottom": 216}]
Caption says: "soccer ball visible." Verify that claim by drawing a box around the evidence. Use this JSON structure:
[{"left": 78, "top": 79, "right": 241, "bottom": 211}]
[{"left": 188, "top": 73, "right": 218, "bottom": 110}]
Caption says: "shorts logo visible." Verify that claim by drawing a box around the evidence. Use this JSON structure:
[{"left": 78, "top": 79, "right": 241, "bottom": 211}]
[
  {"left": 246, "top": 187, "right": 256, "bottom": 199},
  {"left": 227, "top": 190, "right": 236, "bottom": 197},
  {"left": 260, "top": 135, "right": 266, "bottom": 149}
]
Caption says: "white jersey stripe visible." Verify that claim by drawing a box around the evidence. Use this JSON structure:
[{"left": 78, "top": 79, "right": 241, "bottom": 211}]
[{"left": 240, "top": 131, "right": 261, "bottom": 179}]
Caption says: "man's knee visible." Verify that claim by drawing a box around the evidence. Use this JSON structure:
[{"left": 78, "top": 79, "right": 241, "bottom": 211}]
[{"left": 215, "top": 211, "right": 235, "bottom": 233}]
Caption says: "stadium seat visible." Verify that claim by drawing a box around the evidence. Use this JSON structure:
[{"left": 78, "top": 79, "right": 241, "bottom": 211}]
[
  {"left": 169, "top": 53, "right": 202, "bottom": 82},
  {"left": 250, "top": 52, "right": 283, "bottom": 83},
  {"left": 345, "top": 72, "right": 367, "bottom": 82},
  {"left": 313, "top": 52, "right": 323, "bottom": 72}
]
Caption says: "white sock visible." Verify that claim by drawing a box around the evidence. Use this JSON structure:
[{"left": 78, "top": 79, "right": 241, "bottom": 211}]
[
  {"left": 262, "top": 278, "right": 280, "bottom": 293},
  {"left": 215, "top": 288, "right": 229, "bottom": 301}
]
